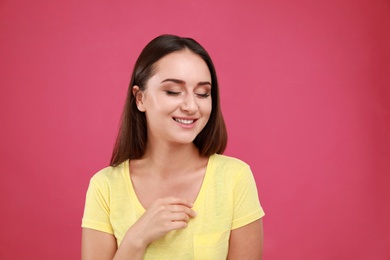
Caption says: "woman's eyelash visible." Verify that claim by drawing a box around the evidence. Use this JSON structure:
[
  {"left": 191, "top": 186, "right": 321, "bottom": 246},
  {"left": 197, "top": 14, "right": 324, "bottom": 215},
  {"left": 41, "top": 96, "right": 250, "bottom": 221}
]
[
  {"left": 196, "top": 93, "right": 210, "bottom": 98},
  {"left": 166, "top": 91, "right": 181, "bottom": 95},
  {"left": 165, "top": 91, "right": 210, "bottom": 98}
]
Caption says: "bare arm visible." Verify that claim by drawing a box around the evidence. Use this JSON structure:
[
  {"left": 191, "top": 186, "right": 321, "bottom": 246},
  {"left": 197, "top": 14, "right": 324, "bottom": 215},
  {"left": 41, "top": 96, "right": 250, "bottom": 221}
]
[
  {"left": 227, "top": 218, "right": 264, "bottom": 260},
  {"left": 81, "top": 197, "right": 196, "bottom": 260},
  {"left": 82, "top": 229, "right": 117, "bottom": 260},
  {"left": 81, "top": 227, "right": 147, "bottom": 260}
]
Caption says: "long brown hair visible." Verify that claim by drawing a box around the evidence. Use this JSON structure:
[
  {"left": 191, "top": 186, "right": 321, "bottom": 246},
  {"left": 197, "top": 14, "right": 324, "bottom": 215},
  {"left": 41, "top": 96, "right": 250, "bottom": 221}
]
[{"left": 110, "top": 35, "right": 227, "bottom": 166}]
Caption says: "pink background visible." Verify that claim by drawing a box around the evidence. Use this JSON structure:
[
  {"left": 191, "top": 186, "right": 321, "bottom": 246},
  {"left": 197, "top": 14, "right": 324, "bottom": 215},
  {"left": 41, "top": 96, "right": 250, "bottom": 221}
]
[{"left": 1, "top": 0, "right": 389, "bottom": 259}]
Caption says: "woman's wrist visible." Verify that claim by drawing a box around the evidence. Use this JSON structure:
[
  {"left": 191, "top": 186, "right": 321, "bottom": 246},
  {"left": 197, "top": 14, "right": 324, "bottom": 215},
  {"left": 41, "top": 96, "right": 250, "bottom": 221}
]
[
  {"left": 114, "top": 233, "right": 147, "bottom": 260},
  {"left": 122, "top": 227, "right": 148, "bottom": 250}
]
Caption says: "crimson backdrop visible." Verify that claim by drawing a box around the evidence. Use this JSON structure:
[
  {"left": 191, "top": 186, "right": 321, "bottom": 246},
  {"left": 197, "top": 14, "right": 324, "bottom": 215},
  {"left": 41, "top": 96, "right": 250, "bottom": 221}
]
[{"left": 1, "top": 0, "right": 389, "bottom": 259}]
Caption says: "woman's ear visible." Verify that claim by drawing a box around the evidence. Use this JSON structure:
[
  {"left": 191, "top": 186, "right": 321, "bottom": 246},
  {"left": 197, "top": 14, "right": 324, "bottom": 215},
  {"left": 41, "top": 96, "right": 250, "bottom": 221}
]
[{"left": 132, "top": 86, "right": 146, "bottom": 112}]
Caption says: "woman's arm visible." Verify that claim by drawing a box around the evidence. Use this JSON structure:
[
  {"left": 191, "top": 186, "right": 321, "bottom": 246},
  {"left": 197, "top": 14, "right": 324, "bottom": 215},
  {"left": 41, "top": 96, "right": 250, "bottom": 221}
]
[
  {"left": 227, "top": 218, "right": 264, "bottom": 260},
  {"left": 82, "top": 197, "right": 196, "bottom": 260},
  {"left": 81, "top": 227, "right": 147, "bottom": 260},
  {"left": 82, "top": 228, "right": 117, "bottom": 260}
]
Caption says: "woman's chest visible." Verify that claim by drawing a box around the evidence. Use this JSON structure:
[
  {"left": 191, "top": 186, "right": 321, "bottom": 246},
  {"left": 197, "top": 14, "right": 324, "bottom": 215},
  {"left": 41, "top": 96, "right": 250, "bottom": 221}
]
[
  {"left": 112, "top": 199, "right": 233, "bottom": 260},
  {"left": 132, "top": 172, "right": 206, "bottom": 209}
]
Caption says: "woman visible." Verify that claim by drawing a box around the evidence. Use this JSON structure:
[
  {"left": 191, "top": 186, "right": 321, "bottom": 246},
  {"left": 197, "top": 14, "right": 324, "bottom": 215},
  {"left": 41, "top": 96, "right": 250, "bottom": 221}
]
[{"left": 82, "top": 34, "right": 265, "bottom": 259}]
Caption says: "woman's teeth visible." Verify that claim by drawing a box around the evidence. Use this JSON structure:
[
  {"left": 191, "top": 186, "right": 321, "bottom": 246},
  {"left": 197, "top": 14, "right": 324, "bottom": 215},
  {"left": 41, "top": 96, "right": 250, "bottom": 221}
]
[{"left": 174, "top": 118, "right": 195, "bottom": 125}]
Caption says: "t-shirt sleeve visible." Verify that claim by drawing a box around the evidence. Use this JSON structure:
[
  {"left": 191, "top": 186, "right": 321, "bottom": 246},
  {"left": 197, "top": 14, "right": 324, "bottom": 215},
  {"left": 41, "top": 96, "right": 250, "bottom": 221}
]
[
  {"left": 231, "top": 165, "right": 265, "bottom": 230},
  {"left": 81, "top": 176, "right": 114, "bottom": 234}
]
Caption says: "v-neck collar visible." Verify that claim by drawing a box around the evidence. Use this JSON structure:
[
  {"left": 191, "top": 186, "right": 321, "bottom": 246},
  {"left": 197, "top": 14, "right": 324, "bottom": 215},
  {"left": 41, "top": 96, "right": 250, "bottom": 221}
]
[{"left": 123, "top": 154, "right": 215, "bottom": 213}]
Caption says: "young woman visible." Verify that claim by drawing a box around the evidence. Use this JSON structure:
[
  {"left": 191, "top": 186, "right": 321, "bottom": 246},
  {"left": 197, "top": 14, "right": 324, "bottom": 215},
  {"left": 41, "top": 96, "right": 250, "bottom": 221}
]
[{"left": 82, "top": 35, "right": 265, "bottom": 259}]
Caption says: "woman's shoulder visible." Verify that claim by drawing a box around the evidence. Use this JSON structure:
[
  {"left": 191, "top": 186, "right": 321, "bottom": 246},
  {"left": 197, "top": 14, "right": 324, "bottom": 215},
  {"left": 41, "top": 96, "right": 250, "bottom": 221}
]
[
  {"left": 212, "top": 154, "right": 250, "bottom": 168},
  {"left": 89, "top": 160, "right": 128, "bottom": 185},
  {"left": 210, "top": 154, "right": 251, "bottom": 179}
]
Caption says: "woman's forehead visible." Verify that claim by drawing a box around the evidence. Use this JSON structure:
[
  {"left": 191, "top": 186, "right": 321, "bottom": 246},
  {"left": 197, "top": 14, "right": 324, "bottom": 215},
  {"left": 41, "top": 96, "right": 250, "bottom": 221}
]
[{"left": 152, "top": 50, "right": 211, "bottom": 83}]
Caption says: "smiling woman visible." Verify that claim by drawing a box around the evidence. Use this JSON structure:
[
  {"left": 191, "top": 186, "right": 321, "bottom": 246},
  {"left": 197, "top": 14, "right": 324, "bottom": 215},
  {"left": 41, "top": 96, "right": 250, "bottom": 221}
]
[
  {"left": 132, "top": 50, "right": 212, "bottom": 145},
  {"left": 81, "top": 35, "right": 265, "bottom": 260}
]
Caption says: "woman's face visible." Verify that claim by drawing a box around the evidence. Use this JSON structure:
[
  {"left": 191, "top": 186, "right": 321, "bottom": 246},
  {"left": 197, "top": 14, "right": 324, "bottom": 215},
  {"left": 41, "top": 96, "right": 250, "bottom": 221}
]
[{"left": 134, "top": 49, "right": 212, "bottom": 147}]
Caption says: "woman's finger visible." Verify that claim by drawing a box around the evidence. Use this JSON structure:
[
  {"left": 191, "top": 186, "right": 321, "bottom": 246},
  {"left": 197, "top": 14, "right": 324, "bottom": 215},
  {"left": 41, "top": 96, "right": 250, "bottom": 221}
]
[
  {"left": 169, "top": 205, "right": 197, "bottom": 217},
  {"left": 165, "top": 197, "right": 194, "bottom": 208},
  {"left": 169, "top": 221, "right": 188, "bottom": 230},
  {"left": 169, "top": 212, "right": 190, "bottom": 222}
]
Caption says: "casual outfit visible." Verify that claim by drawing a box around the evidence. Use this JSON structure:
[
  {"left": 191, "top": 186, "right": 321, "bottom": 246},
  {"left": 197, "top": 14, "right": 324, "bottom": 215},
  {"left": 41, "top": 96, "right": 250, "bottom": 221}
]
[{"left": 82, "top": 154, "right": 264, "bottom": 259}]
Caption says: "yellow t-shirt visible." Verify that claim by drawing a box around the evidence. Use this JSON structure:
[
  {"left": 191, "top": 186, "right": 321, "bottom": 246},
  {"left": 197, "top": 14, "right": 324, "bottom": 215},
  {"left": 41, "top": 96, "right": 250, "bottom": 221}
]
[{"left": 82, "top": 154, "right": 265, "bottom": 259}]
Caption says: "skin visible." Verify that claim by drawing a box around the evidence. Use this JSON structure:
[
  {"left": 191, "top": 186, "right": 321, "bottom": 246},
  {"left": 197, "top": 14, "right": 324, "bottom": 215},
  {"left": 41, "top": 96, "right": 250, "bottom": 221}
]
[
  {"left": 82, "top": 50, "right": 263, "bottom": 259},
  {"left": 134, "top": 50, "right": 213, "bottom": 148}
]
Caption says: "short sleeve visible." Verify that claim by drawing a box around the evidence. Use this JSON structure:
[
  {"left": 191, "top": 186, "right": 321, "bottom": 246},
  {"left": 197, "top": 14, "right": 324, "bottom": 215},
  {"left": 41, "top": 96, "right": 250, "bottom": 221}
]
[
  {"left": 231, "top": 165, "right": 265, "bottom": 230},
  {"left": 81, "top": 177, "right": 114, "bottom": 234}
]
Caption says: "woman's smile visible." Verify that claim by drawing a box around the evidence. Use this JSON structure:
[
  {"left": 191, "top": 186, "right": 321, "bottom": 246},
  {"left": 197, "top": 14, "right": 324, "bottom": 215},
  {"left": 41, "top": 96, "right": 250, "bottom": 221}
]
[
  {"left": 173, "top": 118, "right": 196, "bottom": 124},
  {"left": 135, "top": 49, "right": 212, "bottom": 145}
]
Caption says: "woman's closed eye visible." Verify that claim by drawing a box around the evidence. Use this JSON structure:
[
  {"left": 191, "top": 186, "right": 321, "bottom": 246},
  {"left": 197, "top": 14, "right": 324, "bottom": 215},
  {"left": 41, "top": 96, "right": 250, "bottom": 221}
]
[
  {"left": 165, "top": 90, "right": 210, "bottom": 98},
  {"left": 195, "top": 93, "right": 210, "bottom": 98},
  {"left": 165, "top": 90, "right": 181, "bottom": 96}
]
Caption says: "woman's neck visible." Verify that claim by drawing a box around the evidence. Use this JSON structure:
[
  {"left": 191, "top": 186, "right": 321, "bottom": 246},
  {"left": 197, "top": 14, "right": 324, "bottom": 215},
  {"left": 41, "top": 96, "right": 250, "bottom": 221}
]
[{"left": 139, "top": 142, "right": 203, "bottom": 178}]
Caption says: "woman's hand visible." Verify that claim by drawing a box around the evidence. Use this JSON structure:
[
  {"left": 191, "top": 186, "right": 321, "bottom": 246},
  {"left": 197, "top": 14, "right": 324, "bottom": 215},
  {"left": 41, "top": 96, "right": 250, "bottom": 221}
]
[
  {"left": 130, "top": 197, "right": 197, "bottom": 245},
  {"left": 84, "top": 197, "right": 196, "bottom": 260},
  {"left": 115, "top": 196, "right": 197, "bottom": 259}
]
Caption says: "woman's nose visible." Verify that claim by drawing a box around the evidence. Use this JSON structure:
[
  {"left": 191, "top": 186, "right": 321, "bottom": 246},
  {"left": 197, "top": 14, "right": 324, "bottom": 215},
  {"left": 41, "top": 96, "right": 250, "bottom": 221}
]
[{"left": 181, "top": 94, "right": 198, "bottom": 113}]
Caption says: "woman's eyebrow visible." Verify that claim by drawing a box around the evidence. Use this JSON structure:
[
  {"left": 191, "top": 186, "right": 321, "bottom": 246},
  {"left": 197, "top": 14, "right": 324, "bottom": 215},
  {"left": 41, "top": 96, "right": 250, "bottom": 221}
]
[{"left": 161, "top": 78, "right": 211, "bottom": 86}]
